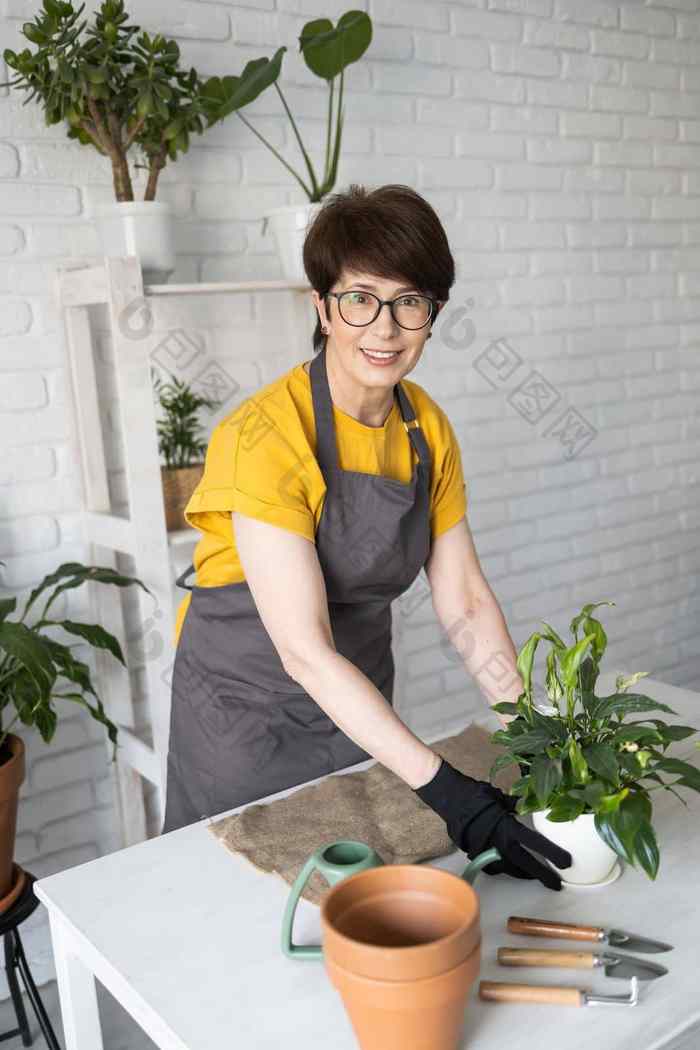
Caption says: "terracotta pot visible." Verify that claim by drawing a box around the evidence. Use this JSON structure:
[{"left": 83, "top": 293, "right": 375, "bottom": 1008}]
[
  {"left": 321, "top": 865, "right": 482, "bottom": 1050},
  {"left": 0, "top": 734, "right": 25, "bottom": 901},
  {"left": 161, "top": 464, "right": 204, "bottom": 532}
]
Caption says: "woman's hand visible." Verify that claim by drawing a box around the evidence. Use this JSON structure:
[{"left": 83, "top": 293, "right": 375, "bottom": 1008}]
[{"left": 413, "top": 758, "right": 572, "bottom": 891}]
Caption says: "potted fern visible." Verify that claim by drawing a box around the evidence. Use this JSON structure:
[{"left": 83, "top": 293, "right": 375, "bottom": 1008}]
[
  {"left": 489, "top": 601, "right": 700, "bottom": 886},
  {"left": 153, "top": 368, "right": 221, "bottom": 532},
  {"left": 0, "top": 560, "right": 150, "bottom": 912}
]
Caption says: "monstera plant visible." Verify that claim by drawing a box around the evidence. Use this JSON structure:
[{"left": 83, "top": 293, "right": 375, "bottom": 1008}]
[
  {"left": 204, "top": 10, "right": 373, "bottom": 204},
  {"left": 488, "top": 601, "right": 700, "bottom": 881}
]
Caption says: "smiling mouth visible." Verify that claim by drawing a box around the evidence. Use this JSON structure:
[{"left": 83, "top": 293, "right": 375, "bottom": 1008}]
[{"left": 359, "top": 347, "right": 404, "bottom": 358}]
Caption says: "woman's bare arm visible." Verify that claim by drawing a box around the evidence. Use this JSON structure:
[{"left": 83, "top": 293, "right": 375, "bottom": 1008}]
[{"left": 232, "top": 511, "right": 441, "bottom": 789}]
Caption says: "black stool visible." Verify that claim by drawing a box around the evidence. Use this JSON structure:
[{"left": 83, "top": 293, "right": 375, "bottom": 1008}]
[{"left": 0, "top": 870, "right": 61, "bottom": 1048}]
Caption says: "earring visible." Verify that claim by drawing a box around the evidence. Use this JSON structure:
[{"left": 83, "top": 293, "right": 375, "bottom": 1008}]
[
  {"left": 322, "top": 327, "right": 328, "bottom": 334},
  {"left": 427, "top": 332, "right": 432, "bottom": 339}
]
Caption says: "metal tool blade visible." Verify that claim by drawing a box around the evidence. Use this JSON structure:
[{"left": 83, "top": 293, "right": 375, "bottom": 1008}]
[
  {"left": 605, "top": 928, "right": 674, "bottom": 953},
  {"left": 600, "top": 950, "right": 668, "bottom": 981}
]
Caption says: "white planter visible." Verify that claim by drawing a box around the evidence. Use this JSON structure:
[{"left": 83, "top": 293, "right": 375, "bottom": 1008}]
[
  {"left": 532, "top": 808, "right": 620, "bottom": 886},
  {"left": 92, "top": 201, "right": 176, "bottom": 284},
  {"left": 262, "top": 202, "right": 322, "bottom": 283}
]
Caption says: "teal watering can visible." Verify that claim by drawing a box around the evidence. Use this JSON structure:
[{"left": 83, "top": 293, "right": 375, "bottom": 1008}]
[{"left": 281, "top": 840, "right": 501, "bottom": 960}]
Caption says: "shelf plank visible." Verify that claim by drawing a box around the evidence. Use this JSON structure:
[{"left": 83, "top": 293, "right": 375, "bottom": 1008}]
[{"left": 143, "top": 279, "right": 311, "bottom": 296}]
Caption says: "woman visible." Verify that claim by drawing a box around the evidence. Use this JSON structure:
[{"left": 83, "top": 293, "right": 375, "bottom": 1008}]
[{"left": 162, "top": 184, "right": 571, "bottom": 890}]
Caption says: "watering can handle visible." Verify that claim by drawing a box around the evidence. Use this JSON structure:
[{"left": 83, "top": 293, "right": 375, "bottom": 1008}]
[
  {"left": 461, "top": 847, "right": 501, "bottom": 881},
  {"left": 280, "top": 854, "right": 324, "bottom": 961}
]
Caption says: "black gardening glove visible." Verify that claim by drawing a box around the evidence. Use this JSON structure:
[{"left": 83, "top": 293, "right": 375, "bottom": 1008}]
[{"left": 414, "top": 758, "right": 572, "bottom": 892}]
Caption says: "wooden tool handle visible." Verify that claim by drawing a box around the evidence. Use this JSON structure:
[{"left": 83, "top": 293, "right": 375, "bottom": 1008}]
[
  {"left": 479, "top": 981, "right": 584, "bottom": 1006},
  {"left": 507, "top": 916, "right": 602, "bottom": 942},
  {"left": 498, "top": 947, "right": 596, "bottom": 969}
]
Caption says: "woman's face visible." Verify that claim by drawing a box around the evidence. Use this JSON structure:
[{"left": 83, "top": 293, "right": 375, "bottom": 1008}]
[{"left": 312, "top": 268, "right": 441, "bottom": 388}]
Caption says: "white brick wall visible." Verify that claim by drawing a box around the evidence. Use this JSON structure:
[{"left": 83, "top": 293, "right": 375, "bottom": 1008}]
[{"left": 1, "top": 0, "right": 700, "bottom": 1001}]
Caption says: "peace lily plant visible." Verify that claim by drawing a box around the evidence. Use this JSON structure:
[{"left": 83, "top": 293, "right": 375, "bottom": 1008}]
[{"left": 488, "top": 601, "right": 700, "bottom": 880}]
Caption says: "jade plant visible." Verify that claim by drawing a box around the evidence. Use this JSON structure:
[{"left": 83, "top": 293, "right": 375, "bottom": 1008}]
[
  {"left": 1, "top": 0, "right": 246, "bottom": 201},
  {"left": 152, "top": 368, "right": 221, "bottom": 470},
  {"left": 0, "top": 561, "right": 152, "bottom": 764},
  {"left": 488, "top": 600, "right": 700, "bottom": 879},
  {"left": 2, "top": 1, "right": 373, "bottom": 206}
]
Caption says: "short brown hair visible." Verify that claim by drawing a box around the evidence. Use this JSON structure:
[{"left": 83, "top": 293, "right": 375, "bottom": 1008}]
[{"left": 302, "top": 183, "right": 456, "bottom": 353}]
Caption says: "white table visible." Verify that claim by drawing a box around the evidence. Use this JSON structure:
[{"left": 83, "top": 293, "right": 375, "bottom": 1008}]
[{"left": 34, "top": 672, "right": 700, "bottom": 1050}]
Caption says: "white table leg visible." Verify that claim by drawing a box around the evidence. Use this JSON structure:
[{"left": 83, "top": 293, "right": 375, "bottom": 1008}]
[{"left": 48, "top": 911, "right": 104, "bottom": 1050}]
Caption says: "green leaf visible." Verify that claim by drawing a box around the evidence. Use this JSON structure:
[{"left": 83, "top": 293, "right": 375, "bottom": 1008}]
[
  {"left": 611, "top": 725, "right": 664, "bottom": 745},
  {"left": 538, "top": 620, "right": 566, "bottom": 649},
  {"left": 201, "top": 48, "right": 287, "bottom": 125},
  {"left": 648, "top": 722, "right": 698, "bottom": 743},
  {"left": 0, "top": 622, "right": 56, "bottom": 701},
  {"left": 492, "top": 701, "right": 519, "bottom": 716},
  {"left": 654, "top": 757, "right": 700, "bottom": 792},
  {"left": 592, "top": 693, "right": 677, "bottom": 720},
  {"left": 0, "top": 598, "right": 16, "bottom": 624},
  {"left": 21, "top": 562, "right": 152, "bottom": 620},
  {"left": 568, "top": 737, "right": 589, "bottom": 782},
  {"left": 488, "top": 752, "right": 519, "bottom": 779},
  {"left": 597, "top": 792, "right": 650, "bottom": 866},
  {"left": 595, "top": 810, "right": 634, "bottom": 865},
  {"left": 560, "top": 634, "right": 596, "bottom": 692},
  {"left": 531, "top": 755, "right": 562, "bottom": 806},
  {"left": 299, "top": 11, "right": 372, "bottom": 81},
  {"left": 582, "top": 742, "right": 619, "bottom": 784},
  {"left": 596, "top": 789, "right": 629, "bottom": 810},
  {"left": 55, "top": 620, "right": 126, "bottom": 666},
  {"left": 515, "top": 632, "right": 541, "bottom": 698},
  {"left": 499, "top": 728, "right": 552, "bottom": 755},
  {"left": 546, "top": 794, "right": 585, "bottom": 821},
  {"left": 633, "top": 818, "right": 659, "bottom": 879},
  {"left": 34, "top": 702, "right": 57, "bottom": 744},
  {"left": 569, "top": 601, "right": 615, "bottom": 640}
]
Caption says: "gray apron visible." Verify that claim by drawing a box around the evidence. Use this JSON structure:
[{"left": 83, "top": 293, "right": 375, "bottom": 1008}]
[{"left": 161, "top": 346, "right": 433, "bottom": 833}]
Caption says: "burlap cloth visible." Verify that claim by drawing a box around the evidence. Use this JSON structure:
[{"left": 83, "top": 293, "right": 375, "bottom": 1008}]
[{"left": 208, "top": 723, "right": 518, "bottom": 905}]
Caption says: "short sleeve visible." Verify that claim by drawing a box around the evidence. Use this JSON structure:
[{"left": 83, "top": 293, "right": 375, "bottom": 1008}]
[
  {"left": 185, "top": 400, "right": 316, "bottom": 541},
  {"left": 430, "top": 412, "right": 467, "bottom": 539}
]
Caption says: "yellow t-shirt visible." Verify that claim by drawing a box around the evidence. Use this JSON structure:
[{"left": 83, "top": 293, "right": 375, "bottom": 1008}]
[{"left": 172, "top": 359, "right": 467, "bottom": 648}]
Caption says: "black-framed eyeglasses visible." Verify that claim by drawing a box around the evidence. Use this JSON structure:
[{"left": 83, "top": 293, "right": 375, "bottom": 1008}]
[{"left": 325, "top": 290, "right": 444, "bottom": 331}]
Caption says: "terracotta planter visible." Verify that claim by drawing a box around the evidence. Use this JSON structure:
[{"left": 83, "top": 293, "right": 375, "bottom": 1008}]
[
  {"left": 320, "top": 865, "right": 482, "bottom": 1050},
  {"left": 0, "top": 734, "right": 25, "bottom": 903},
  {"left": 161, "top": 464, "right": 204, "bottom": 532}
]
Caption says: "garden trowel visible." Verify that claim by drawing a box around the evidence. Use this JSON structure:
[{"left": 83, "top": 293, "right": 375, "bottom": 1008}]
[
  {"left": 497, "top": 946, "right": 668, "bottom": 981},
  {"left": 507, "top": 915, "right": 674, "bottom": 953}
]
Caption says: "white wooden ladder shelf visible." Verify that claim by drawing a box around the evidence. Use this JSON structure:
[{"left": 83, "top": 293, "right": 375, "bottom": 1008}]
[{"left": 55, "top": 256, "right": 312, "bottom": 845}]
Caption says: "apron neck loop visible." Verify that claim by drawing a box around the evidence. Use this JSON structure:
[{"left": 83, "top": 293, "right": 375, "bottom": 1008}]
[{"left": 310, "top": 347, "right": 431, "bottom": 484}]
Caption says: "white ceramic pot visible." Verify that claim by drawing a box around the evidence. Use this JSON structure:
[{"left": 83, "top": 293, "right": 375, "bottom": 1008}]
[
  {"left": 531, "top": 808, "right": 620, "bottom": 886},
  {"left": 262, "top": 202, "right": 321, "bottom": 283},
  {"left": 92, "top": 200, "right": 175, "bottom": 284}
]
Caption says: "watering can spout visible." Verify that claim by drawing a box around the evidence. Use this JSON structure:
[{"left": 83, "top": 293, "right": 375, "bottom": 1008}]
[{"left": 461, "top": 847, "right": 501, "bottom": 884}]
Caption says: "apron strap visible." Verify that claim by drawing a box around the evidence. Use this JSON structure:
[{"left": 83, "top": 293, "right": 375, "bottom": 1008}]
[
  {"left": 176, "top": 563, "right": 196, "bottom": 590},
  {"left": 310, "top": 346, "right": 432, "bottom": 487}
]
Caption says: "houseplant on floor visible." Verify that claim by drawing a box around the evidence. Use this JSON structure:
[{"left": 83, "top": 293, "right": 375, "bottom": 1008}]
[
  {"left": 488, "top": 600, "right": 700, "bottom": 886},
  {"left": 0, "top": 560, "right": 151, "bottom": 910},
  {"left": 1, "top": 0, "right": 256, "bottom": 281},
  {"left": 203, "top": 10, "right": 373, "bottom": 280},
  {"left": 153, "top": 368, "right": 221, "bottom": 531}
]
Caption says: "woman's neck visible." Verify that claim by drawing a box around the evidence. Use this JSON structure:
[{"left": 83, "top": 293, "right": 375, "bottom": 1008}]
[{"left": 303, "top": 355, "right": 395, "bottom": 428}]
